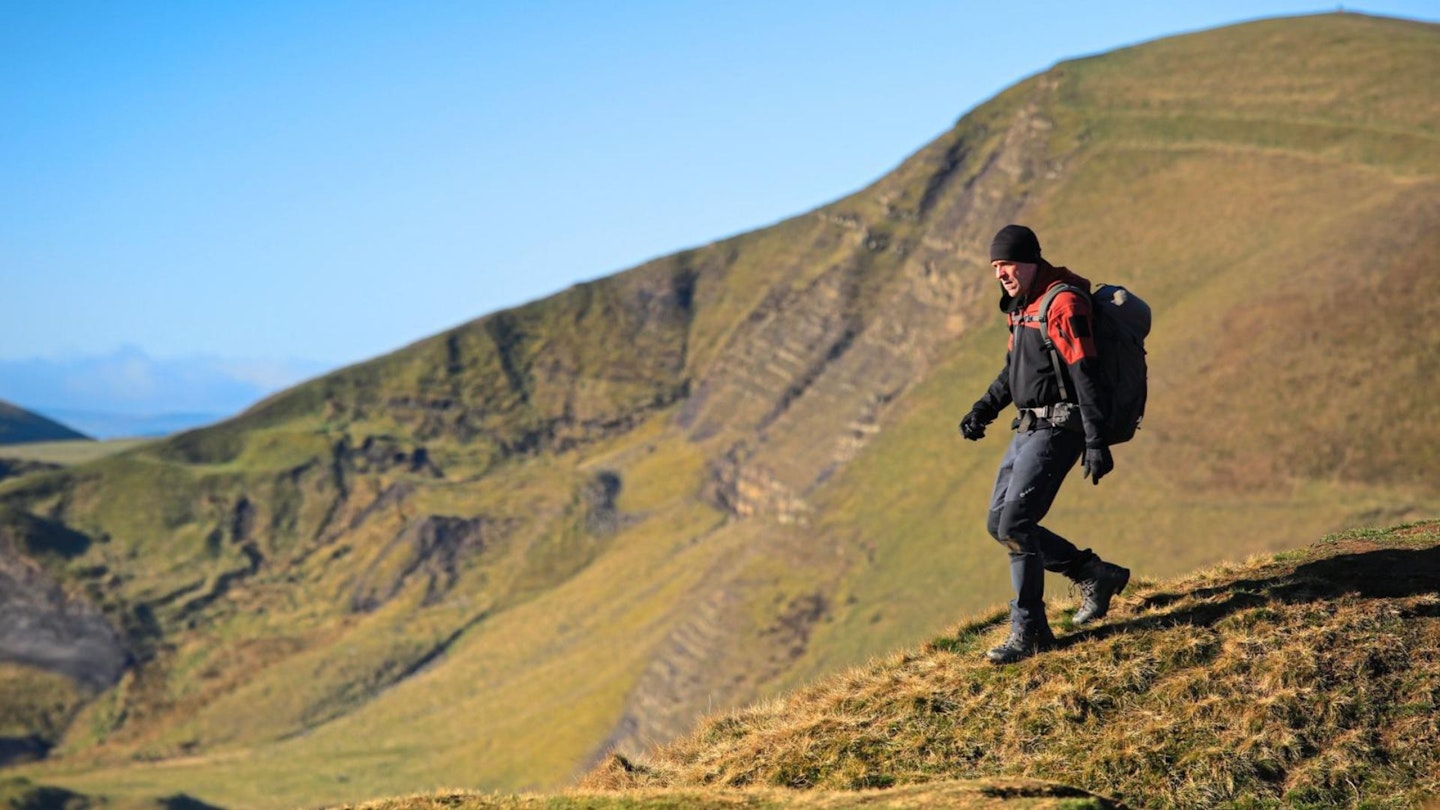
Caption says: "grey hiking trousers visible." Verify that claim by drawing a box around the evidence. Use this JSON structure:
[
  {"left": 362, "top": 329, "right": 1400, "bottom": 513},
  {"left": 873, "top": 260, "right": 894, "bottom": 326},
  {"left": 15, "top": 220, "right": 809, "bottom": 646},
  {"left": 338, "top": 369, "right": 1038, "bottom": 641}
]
[{"left": 986, "top": 425, "right": 1098, "bottom": 630}]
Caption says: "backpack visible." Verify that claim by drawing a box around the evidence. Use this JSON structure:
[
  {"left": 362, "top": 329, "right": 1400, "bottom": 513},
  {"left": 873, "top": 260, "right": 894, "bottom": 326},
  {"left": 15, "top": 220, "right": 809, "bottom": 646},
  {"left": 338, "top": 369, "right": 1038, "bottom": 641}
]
[{"left": 1034, "top": 283, "right": 1151, "bottom": 445}]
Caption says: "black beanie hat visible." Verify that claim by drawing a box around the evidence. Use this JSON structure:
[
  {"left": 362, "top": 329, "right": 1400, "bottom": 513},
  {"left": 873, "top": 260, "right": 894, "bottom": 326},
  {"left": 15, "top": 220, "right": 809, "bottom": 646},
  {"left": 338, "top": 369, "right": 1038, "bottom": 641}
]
[{"left": 989, "top": 224, "right": 1042, "bottom": 264}]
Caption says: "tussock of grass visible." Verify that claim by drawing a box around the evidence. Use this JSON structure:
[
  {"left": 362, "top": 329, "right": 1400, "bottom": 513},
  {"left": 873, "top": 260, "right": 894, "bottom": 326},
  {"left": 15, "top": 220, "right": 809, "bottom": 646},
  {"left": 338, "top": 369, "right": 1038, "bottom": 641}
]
[{"left": 584, "top": 523, "right": 1440, "bottom": 809}]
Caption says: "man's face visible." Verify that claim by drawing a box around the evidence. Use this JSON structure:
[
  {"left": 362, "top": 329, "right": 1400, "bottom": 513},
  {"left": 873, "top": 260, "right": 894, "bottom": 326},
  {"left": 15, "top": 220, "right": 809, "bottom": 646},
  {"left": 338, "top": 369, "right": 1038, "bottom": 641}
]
[{"left": 993, "top": 260, "right": 1038, "bottom": 298}]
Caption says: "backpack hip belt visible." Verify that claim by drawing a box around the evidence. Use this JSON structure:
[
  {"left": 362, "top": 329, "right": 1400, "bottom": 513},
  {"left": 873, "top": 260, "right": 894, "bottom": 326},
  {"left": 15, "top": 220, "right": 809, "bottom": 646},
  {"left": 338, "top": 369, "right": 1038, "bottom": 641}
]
[{"left": 1017, "top": 403, "right": 1082, "bottom": 431}]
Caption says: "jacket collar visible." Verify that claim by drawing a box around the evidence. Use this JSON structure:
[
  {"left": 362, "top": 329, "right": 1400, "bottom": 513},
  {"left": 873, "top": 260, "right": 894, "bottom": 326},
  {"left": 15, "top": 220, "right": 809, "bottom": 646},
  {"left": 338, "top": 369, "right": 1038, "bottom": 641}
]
[{"left": 999, "top": 262, "right": 1091, "bottom": 314}]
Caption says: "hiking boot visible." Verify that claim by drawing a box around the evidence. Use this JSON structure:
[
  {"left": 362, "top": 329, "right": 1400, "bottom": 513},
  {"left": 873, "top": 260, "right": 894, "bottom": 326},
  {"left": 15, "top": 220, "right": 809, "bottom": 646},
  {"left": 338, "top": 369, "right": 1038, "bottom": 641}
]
[
  {"left": 985, "top": 622, "right": 1057, "bottom": 665},
  {"left": 1072, "top": 560, "right": 1131, "bottom": 625}
]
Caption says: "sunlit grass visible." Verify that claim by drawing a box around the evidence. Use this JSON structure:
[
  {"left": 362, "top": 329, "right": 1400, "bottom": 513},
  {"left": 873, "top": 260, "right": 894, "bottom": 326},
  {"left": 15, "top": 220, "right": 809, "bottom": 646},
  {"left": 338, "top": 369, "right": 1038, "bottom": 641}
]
[{"left": 588, "top": 523, "right": 1440, "bottom": 809}]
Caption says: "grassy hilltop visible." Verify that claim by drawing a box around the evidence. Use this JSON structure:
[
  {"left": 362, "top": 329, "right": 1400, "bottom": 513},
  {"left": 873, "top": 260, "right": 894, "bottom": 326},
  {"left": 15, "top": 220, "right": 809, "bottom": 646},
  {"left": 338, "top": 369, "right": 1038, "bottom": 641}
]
[{"left": 1, "top": 12, "right": 1438, "bottom": 809}]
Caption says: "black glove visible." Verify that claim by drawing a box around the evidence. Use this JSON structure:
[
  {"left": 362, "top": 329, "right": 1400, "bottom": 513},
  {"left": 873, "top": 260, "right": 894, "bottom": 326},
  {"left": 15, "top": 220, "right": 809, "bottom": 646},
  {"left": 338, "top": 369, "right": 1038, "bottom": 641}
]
[
  {"left": 1082, "top": 445, "right": 1114, "bottom": 485},
  {"left": 959, "top": 410, "right": 990, "bottom": 441}
]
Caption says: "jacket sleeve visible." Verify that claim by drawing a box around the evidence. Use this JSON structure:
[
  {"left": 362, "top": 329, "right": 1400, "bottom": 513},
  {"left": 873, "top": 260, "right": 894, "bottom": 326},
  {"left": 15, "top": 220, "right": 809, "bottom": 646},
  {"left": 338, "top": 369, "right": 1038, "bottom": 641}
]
[
  {"left": 1049, "top": 293, "right": 1109, "bottom": 448},
  {"left": 971, "top": 353, "right": 1013, "bottom": 422}
]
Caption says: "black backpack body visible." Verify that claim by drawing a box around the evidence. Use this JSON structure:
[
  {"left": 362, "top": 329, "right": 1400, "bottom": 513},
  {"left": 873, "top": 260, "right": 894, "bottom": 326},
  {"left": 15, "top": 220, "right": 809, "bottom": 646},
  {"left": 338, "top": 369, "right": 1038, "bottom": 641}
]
[{"left": 1034, "top": 283, "right": 1151, "bottom": 445}]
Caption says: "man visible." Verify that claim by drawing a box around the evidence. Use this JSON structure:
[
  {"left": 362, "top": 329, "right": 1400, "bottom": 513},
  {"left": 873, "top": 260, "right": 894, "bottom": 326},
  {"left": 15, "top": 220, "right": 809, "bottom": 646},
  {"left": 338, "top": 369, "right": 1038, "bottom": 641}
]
[{"left": 959, "top": 224, "right": 1131, "bottom": 664}]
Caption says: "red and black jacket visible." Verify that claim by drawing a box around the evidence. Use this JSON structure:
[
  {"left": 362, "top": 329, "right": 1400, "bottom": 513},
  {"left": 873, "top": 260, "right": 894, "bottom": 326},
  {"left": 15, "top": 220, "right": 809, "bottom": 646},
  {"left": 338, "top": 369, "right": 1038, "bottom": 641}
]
[{"left": 972, "top": 263, "right": 1109, "bottom": 448}]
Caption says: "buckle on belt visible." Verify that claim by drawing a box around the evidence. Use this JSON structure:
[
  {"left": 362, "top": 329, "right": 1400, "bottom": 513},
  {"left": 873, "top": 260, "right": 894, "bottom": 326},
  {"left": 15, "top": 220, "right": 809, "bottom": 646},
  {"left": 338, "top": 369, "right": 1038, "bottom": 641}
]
[{"left": 1017, "top": 403, "right": 1078, "bottom": 431}]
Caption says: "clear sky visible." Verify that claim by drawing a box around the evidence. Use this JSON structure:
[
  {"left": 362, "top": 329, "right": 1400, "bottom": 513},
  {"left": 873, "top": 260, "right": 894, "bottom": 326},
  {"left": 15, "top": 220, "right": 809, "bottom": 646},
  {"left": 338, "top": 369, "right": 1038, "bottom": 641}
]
[{"left": 5, "top": 1, "right": 1438, "bottom": 371}]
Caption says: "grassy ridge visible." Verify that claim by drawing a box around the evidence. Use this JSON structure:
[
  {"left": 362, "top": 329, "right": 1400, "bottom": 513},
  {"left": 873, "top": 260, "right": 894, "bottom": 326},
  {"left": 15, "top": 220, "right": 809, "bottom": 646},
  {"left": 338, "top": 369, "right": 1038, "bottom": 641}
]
[{"left": 585, "top": 522, "right": 1440, "bottom": 808}]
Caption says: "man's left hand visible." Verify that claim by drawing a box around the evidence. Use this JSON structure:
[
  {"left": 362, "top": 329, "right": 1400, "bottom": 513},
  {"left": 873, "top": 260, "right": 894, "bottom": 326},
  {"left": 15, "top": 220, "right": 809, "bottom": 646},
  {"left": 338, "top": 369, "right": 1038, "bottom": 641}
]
[{"left": 1082, "top": 446, "right": 1114, "bottom": 485}]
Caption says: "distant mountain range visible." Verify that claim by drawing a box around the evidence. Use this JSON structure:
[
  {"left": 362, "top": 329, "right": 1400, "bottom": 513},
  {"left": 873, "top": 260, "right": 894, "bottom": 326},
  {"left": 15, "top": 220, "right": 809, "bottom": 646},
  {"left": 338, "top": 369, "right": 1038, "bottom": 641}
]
[
  {"left": 0, "top": 13, "right": 1437, "bottom": 810},
  {"left": 0, "top": 347, "right": 332, "bottom": 438}
]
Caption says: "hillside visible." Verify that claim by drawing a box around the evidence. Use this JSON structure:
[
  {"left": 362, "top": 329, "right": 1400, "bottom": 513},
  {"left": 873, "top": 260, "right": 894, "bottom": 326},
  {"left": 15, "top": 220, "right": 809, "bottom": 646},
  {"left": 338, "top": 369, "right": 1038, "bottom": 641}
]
[
  {"left": 182, "top": 522, "right": 1434, "bottom": 809},
  {"left": 578, "top": 522, "right": 1440, "bottom": 808},
  {"left": 0, "top": 400, "right": 89, "bottom": 446},
  {"left": 1, "top": 12, "right": 1438, "bottom": 810}
]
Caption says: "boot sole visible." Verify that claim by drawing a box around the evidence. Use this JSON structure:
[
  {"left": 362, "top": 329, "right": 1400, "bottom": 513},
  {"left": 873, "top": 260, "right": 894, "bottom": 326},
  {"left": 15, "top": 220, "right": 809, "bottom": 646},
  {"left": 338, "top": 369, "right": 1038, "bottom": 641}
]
[{"left": 984, "top": 637, "right": 1058, "bottom": 665}]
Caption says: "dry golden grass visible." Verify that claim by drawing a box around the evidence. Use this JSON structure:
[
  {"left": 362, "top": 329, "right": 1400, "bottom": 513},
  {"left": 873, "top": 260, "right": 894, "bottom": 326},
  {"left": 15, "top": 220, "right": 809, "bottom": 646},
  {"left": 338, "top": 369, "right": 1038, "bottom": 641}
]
[
  {"left": 328, "top": 778, "right": 1123, "bottom": 809},
  {"left": 584, "top": 522, "right": 1440, "bottom": 809}
]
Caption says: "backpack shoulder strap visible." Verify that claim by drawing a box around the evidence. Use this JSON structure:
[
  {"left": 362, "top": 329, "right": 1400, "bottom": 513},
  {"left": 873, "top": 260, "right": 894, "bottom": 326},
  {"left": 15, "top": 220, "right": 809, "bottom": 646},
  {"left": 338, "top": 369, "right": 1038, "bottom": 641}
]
[{"left": 1034, "top": 283, "right": 1085, "bottom": 402}]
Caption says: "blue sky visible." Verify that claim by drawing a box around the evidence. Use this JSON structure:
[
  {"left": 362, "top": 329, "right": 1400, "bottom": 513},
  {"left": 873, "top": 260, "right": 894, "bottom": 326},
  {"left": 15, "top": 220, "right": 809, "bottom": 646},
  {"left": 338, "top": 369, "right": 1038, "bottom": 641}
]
[{"left": 4, "top": 1, "right": 1438, "bottom": 379}]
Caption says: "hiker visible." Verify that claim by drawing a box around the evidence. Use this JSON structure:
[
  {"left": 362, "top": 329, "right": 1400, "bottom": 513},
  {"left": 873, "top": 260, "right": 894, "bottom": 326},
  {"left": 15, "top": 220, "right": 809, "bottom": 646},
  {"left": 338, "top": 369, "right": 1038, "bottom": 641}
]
[{"left": 959, "top": 224, "right": 1131, "bottom": 664}]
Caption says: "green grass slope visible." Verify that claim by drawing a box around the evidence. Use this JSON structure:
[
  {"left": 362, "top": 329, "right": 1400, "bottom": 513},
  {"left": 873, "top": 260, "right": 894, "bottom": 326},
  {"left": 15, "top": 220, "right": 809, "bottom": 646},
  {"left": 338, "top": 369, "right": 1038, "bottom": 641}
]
[
  {"left": 586, "top": 521, "right": 1440, "bottom": 809},
  {"left": 0, "top": 400, "right": 89, "bottom": 445},
  {"left": 1, "top": 12, "right": 1438, "bottom": 809}
]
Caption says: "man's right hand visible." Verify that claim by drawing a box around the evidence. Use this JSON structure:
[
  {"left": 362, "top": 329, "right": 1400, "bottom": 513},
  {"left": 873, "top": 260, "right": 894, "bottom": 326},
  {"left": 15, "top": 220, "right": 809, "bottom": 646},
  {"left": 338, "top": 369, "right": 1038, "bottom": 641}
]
[{"left": 959, "top": 410, "right": 989, "bottom": 441}]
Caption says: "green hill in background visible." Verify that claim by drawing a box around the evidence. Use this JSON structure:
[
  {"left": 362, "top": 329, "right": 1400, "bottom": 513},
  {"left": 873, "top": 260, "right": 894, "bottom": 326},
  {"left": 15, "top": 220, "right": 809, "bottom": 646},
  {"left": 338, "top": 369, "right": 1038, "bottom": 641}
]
[
  {"left": 0, "top": 400, "right": 90, "bottom": 446},
  {"left": 1, "top": 12, "right": 1437, "bottom": 810}
]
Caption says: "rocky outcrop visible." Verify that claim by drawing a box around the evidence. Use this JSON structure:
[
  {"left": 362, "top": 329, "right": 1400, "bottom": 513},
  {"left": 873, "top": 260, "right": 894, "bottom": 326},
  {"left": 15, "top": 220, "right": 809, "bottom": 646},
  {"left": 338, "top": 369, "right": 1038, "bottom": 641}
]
[
  {"left": 350, "top": 514, "right": 495, "bottom": 612},
  {"left": 0, "top": 514, "right": 126, "bottom": 690},
  {"left": 350, "top": 436, "right": 444, "bottom": 478},
  {"left": 583, "top": 470, "right": 628, "bottom": 536}
]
